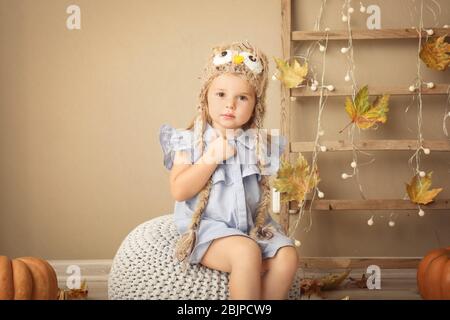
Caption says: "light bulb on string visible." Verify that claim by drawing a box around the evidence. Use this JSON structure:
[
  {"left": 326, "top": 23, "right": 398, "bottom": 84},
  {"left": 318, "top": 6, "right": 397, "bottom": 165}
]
[
  {"left": 367, "top": 216, "right": 374, "bottom": 226},
  {"left": 294, "top": 239, "right": 301, "bottom": 247},
  {"left": 426, "top": 29, "right": 434, "bottom": 36},
  {"left": 344, "top": 72, "right": 351, "bottom": 82},
  {"left": 418, "top": 208, "right": 425, "bottom": 217},
  {"left": 342, "top": 15, "right": 348, "bottom": 22},
  {"left": 350, "top": 161, "right": 357, "bottom": 168},
  {"left": 271, "top": 74, "right": 277, "bottom": 81},
  {"left": 409, "top": 85, "right": 416, "bottom": 92},
  {"left": 341, "top": 173, "right": 353, "bottom": 180},
  {"left": 360, "top": 3, "right": 366, "bottom": 13},
  {"left": 419, "top": 171, "right": 426, "bottom": 178},
  {"left": 320, "top": 145, "right": 327, "bottom": 152},
  {"left": 326, "top": 85, "right": 335, "bottom": 91},
  {"left": 341, "top": 47, "right": 350, "bottom": 54},
  {"left": 290, "top": 97, "right": 297, "bottom": 102},
  {"left": 388, "top": 220, "right": 395, "bottom": 227},
  {"left": 348, "top": 7, "right": 354, "bottom": 14},
  {"left": 422, "top": 147, "right": 430, "bottom": 155},
  {"left": 317, "top": 189, "right": 325, "bottom": 198},
  {"left": 425, "top": 82, "right": 435, "bottom": 89},
  {"left": 319, "top": 44, "right": 326, "bottom": 52}
]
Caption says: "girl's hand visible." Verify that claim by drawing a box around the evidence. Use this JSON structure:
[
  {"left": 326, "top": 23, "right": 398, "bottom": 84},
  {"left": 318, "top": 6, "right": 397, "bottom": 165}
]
[{"left": 205, "top": 130, "right": 236, "bottom": 164}]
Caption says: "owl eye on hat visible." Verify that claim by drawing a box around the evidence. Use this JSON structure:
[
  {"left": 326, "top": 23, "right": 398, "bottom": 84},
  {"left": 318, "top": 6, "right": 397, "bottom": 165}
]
[{"left": 213, "top": 49, "right": 263, "bottom": 74}]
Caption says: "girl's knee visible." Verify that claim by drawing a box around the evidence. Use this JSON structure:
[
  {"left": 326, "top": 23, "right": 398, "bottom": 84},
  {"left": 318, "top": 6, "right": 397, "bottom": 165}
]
[
  {"left": 275, "top": 246, "right": 299, "bottom": 272},
  {"left": 229, "top": 236, "right": 262, "bottom": 267}
]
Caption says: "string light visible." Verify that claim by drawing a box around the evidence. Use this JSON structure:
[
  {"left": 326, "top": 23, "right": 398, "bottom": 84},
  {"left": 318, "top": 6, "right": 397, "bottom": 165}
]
[
  {"left": 289, "top": 0, "right": 329, "bottom": 238},
  {"left": 418, "top": 207, "right": 425, "bottom": 217},
  {"left": 344, "top": 72, "right": 351, "bottom": 82},
  {"left": 294, "top": 239, "right": 301, "bottom": 247},
  {"left": 340, "top": 0, "right": 369, "bottom": 207},
  {"left": 359, "top": 2, "right": 366, "bottom": 13},
  {"left": 341, "top": 173, "right": 353, "bottom": 180},
  {"left": 317, "top": 189, "right": 325, "bottom": 198},
  {"left": 419, "top": 170, "right": 426, "bottom": 177},
  {"left": 425, "top": 82, "right": 435, "bottom": 89},
  {"left": 421, "top": 147, "right": 430, "bottom": 155},
  {"left": 367, "top": 216, "right": 374, "bottom": 226},
  {"left": 350, "top": 161, "right": 357, "bottom": 168},
  {"left": 426, "top": 29, "right": 434, "bottom": 35}
]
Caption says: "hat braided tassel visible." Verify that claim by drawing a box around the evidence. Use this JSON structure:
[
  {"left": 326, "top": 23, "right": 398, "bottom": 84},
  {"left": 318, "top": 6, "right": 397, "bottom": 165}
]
[{"left": 175, "top": 228, "right": 197, "bottom": 262}]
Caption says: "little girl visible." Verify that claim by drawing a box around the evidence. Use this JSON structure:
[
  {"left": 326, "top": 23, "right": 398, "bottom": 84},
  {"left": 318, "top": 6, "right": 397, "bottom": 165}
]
[{"left": 159, "top": 41, "right": 298, "bottom": 300}]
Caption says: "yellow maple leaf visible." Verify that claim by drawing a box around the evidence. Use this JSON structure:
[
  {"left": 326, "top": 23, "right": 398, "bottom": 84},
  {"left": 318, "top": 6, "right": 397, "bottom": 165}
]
[
  {"left": 273, "top": 57, "right": 308, "bottom": 89},
  {"left": 406, "top": 172, "right": 443, "bottom": 205},
  {"left": 419, "top": 35, "right": 450, "bottom": 71},
  {"left": 341, "top": 85, "right": 390, "bottom": 132},
  {"left": 273, "top": 153, "right": 320, "bottom": 203}
]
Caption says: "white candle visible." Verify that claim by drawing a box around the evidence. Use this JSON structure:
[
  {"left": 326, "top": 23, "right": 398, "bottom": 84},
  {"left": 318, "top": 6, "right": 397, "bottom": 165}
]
[{"left": 272, "top": 188, "right": 280, "bottom": 213}]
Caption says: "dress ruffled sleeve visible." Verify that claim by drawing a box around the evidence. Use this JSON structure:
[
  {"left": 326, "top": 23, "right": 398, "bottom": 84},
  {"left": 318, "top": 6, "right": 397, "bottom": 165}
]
[{"left": 159, "top": 124, "right": 194, "bottom": 170}]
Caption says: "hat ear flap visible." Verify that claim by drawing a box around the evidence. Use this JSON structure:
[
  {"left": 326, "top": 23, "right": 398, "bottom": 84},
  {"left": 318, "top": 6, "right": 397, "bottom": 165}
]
[{"left": 193, "top": 113, "right": 204, "bottom": 154}]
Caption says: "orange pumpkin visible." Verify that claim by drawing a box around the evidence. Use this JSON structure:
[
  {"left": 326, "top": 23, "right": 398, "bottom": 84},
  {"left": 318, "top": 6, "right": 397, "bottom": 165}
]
[
  {"left": 417, "top": 246, "right": 450, "bottom": 300},
  {"left": 0, "top": 256, "right": 59, "bottom": 300}
]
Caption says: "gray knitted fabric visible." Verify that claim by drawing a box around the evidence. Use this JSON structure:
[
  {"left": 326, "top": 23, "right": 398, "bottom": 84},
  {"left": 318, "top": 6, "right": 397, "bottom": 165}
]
[{"left": 108, "top": 214, "right": 302, "bottom": 300}]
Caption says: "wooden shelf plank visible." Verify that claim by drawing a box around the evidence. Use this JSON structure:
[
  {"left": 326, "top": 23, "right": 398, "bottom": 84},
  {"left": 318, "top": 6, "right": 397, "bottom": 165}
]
[
  {"left": 292, "top": 28, "right": 450, "bottom": 41},
  {"left": 298, "top": 257, "right": 421, "bottom": 269},
  {"left": 291, "top": 83, "right": 449, "bottom": 97},
  {"left": 291, "top": 139, "right": 450, "bottom": 152},
  {"left": 288, "top": 199, "right": 450, "bottom": 211}
]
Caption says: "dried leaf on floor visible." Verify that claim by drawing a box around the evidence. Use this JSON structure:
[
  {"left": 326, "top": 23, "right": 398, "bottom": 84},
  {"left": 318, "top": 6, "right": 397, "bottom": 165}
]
[{"left": 57, "top": 280, "right": 89, "bottom": 300}]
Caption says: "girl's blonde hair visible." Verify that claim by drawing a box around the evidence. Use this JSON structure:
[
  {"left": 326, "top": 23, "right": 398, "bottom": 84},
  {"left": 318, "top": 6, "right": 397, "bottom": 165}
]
[{"left": 175, "top": 41, "right": 277, "bottom": 262}]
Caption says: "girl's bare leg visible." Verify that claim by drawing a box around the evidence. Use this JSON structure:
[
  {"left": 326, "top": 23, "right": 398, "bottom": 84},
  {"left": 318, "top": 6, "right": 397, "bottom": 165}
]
[
  {"left": 201, "top": 235, "right": 262, "bottom": 299},
  {"left": 260, "top": 246, "right": 299, "bottom": 300}
]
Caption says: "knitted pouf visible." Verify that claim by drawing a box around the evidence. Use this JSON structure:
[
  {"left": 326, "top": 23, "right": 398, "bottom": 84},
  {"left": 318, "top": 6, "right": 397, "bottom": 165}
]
[{"left": 108, "top": 214, "right": 302, "bottom": 300}]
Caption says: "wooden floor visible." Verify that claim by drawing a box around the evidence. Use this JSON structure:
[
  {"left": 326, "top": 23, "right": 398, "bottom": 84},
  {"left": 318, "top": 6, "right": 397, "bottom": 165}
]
[{"left": 48, "top": 260, "right": 421, "bottom": 300}]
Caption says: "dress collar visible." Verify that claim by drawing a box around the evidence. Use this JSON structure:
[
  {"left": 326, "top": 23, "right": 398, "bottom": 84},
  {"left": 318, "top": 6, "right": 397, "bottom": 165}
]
[{"left": 204, "top": 122, "right": 256, "bottom": 150}]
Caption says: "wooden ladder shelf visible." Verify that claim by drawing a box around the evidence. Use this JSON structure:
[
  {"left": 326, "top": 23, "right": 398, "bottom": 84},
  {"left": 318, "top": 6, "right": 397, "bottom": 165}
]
[{"left": 280, "top": 0, "right": 449, "bottom": 270}]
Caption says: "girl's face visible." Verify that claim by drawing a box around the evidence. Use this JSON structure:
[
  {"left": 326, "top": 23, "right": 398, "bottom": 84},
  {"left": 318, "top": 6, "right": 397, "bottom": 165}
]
[{"left": 206, "top": 73, "right": 256, "bottom": 136}]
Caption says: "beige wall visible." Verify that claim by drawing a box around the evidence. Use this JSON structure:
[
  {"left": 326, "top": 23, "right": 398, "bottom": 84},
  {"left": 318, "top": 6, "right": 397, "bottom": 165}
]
[{"left": 0, "top": 0, "right": 448, "bottom": 260}]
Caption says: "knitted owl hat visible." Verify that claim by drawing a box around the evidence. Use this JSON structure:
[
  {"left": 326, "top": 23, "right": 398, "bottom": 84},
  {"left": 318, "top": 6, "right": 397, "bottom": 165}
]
[
  {"left": 175, "top": 41, "right": 275, "bottom": 263},
  {"left": 189, "top": 40, "right": 269, "bottom": 143}
]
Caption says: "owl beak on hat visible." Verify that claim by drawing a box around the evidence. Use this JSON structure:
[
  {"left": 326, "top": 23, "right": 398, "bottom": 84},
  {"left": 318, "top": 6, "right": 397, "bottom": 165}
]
[{"left": 232, "top": 54, "right": 244, "bottom": 65}]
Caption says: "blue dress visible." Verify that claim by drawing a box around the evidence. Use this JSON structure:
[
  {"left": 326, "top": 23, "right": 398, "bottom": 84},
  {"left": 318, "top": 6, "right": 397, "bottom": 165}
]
[{"left": 159, "top": 122, "right": 294, "bottom": 265}]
